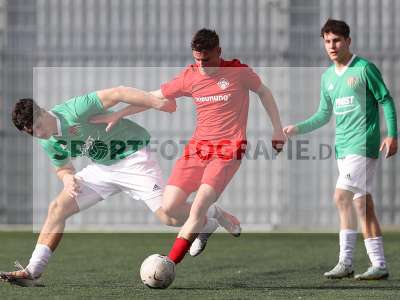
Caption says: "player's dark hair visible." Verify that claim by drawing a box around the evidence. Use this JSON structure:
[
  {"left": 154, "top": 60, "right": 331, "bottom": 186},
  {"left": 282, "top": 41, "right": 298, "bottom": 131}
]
[
  {"left": 12, "top": 98, "right": 42, "bottom": 135},
  {"left": 320, "top": 19, "right": 350, "bottom": 38},
  {"left": 191, "top": 28, "right": 220, "bottom": 51}
]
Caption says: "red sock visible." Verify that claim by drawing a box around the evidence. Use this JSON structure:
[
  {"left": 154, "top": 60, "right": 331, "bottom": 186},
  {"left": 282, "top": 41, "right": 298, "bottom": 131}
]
[{"left": 168, "top": 237, "right": 191, "bottom": 264}]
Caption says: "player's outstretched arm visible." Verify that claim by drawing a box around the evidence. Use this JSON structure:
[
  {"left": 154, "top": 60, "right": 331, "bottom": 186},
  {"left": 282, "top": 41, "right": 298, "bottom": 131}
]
[
  {"left": 256, "top": 83, "right": 286, "bottom": 152},
  {"left": 96, "top": 86, "right": 176, "bottom": 112},
  {"left": 90, "top": 89, "right": 176, "bottom": 132},
  {"left": 293, "top": 88, "right": 333, "bottom": 135},
  {"left": 114, "top": 89, "right": 176, "bottom": 116},
  {"left": 90, "top": 105, "right": 150, "bottom": 132}
]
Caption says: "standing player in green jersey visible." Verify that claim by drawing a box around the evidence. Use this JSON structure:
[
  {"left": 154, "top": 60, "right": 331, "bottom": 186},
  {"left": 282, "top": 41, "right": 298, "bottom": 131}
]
[
  {"left": 284, "top": 19, "right": 397, "bottom": 280},
  {"left": 1, "top": 86, "right": 182, "bottom": 286}
]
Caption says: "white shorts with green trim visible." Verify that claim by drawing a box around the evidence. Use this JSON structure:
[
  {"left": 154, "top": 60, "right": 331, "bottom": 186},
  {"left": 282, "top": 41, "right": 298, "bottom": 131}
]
[
  {"left": 336, "top": 154, "right": 377, "bottom": 199},
  {"left": 74, "top": 147, "right": 164, "bottom": 212}
]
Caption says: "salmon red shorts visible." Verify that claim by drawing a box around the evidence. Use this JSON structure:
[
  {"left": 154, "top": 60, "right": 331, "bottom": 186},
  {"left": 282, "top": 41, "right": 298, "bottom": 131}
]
[{"left": 167, "top": 140, "right": 246, "bottom": 196}]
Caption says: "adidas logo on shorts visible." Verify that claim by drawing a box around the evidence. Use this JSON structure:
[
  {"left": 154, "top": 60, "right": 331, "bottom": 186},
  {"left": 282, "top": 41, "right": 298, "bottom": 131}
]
[
  {"left": 345, "top": 173, "right": 351, "bottom": 180},
  {"left": 152, "top": 184, "right": 161, "bottom": 191}
]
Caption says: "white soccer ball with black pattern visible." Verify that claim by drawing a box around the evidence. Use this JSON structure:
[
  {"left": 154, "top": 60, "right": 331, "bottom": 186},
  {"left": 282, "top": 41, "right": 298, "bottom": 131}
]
[{"left": 140, "top": 254, "right": 176, "bottom": 289}]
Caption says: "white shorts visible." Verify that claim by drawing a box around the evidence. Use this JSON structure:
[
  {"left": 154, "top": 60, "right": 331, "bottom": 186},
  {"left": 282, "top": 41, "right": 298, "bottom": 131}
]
[
  {"left": 74, "top": 147, "right": 164, "bottom": 212},
  {"left": 336, "top": 154, "right": 377, "bottom": 199}
]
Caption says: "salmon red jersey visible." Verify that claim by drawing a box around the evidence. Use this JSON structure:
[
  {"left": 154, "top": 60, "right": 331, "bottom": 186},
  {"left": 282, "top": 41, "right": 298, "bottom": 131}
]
[{"left": 161, "top": 59, "right": 261, "bottom": 144}]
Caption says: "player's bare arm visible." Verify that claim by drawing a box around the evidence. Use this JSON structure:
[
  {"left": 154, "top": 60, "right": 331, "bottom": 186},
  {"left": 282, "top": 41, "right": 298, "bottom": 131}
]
[
  {"left": 90, "top": 105, "right": 149, "bottom": 132},
  {"left": 90, "top": 89, "right": 176, "bottom": 131},
  {"left": 256, "top": 83, "right": 286, "bottom": 151},
  {"left": 55, "top": 162, "right": 80, "bottom": 198},
  {"left": 96, "top": 86, "right": 176, "bottom": 112}
]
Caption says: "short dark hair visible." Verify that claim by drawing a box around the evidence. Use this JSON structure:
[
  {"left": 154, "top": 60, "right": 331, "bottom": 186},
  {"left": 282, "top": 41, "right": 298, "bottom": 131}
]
[
  {"left": 191, "top": 28, "right": 219, "bottom": 51},
  {"left": 12, "top": 98, "right": 42, "bottom": 135},
  {"left": 320, "top": 19, "right": 350, "bottom": 38}
]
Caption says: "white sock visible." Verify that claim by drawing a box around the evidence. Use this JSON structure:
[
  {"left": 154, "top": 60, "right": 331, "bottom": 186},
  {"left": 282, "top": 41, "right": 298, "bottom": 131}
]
[
  {"left": 26, "top": 244, "right": 53, "bottom": 278},
  {"left": 200, "top": 218, "right": 219, "bottom": 234},
  {"left": 364, "top": 236, "right": 386, "bottom": 268},
  {"left": 338, "top": 229, "right": 357, "bottom": 266}
]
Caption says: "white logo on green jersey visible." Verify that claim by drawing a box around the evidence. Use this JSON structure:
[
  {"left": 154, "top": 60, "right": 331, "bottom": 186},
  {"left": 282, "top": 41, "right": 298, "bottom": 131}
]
[
  {"left": 336, "top": 96, "right": 354, "bottom": 106},
  {"left": 334, "top": 96, "right": 359, "bottom": 115}
]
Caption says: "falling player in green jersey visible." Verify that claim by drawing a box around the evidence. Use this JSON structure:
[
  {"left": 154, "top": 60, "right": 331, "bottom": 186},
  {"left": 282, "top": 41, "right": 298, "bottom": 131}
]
[
  {"left": 284, "top": 19, "right": 397, "bottom": 280},
  {"left": 1, "top": 86, "right": 227, "bottom": 287}
]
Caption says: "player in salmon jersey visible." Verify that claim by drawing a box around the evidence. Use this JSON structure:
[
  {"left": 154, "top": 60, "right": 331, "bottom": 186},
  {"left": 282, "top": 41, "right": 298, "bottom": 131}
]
[
  {"left": 162, "top": 29, "right": 285, "bottom": 262},
  {"left": 284, "top": 19, "right": 398, "bottom": 280},
  {"left": 93, "top": 29, "right": 286, "bottom": 264}
]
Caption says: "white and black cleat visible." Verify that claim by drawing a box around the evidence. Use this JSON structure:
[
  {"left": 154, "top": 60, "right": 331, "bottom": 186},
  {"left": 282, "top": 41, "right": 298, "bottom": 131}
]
[
  {"left": 189, "top": 220, "right": 219, "bottom": 257},
  {"left": 0, "top": 261, "right": 44, "bottom": 287}
]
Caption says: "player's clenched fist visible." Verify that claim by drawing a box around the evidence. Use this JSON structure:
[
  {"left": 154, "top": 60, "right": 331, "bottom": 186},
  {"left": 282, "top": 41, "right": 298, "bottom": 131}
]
[{"left": 62, "top": 174, "right": 81, "bottom": 198}]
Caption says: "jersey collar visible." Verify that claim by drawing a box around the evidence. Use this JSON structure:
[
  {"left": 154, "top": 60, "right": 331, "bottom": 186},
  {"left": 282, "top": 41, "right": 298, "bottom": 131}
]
[
  {"left": 48, "top": 111, "right": 62, "bottom": 137},
  {"left": 334, "top": 54, "right": 356, "bottom": 77}
]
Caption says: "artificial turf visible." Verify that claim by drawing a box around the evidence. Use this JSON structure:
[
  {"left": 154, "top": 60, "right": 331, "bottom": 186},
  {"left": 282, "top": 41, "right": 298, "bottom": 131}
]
[{"left": 1, "top": 232, "right": 399, "bottom": 299}]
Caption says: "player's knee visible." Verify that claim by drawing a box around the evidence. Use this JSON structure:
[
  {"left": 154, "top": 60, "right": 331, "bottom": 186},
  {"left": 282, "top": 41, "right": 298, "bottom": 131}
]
[
  {"left": 160, "top": 201, "right": 182, "bottom": 219},
  {"left": 162, "top": 216, "right": 181, "bottom": 227},
  {"left": 48, "top": 200, "right": 67, "bottom": 220},
  {"left": 48, "top": 196, "right": 78, "bottom": 220},
  {"left": 155, "top": 208, "right": 182, "bottom": 227},
  {"left": 334, "top": 191, "right": 351, "bottom": 208},
  {"left": 160, "top": 202, "right": 174, "bottom": 217},
  {"left": 161, "top": 187, "right": 188, "bottom": 218}
]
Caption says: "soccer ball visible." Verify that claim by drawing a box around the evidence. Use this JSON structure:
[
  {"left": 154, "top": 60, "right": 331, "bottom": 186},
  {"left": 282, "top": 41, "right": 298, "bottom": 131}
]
[{"left": 140, "top": 254, "right": 176, "bottom": 289}]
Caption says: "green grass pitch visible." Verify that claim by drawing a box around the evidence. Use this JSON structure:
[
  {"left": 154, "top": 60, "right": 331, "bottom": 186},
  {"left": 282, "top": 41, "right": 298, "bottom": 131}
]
[{"left": 1, "top": 232, "right": 399, "bottom": 299}]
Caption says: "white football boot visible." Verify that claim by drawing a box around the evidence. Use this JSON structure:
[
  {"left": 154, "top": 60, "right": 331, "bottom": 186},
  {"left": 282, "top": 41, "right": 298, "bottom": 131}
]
[
  {"left": 355, "top": 265, "right": 389, "bottom": 280},
  {"left": 189, "top": 218, "right": 219, "bottom": 257},
  {"left": 0, "top": 261, "right": 43, "bottom": 287},
  {"left": 323, "top": 262, "right": 354, "bottom": 279}
]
